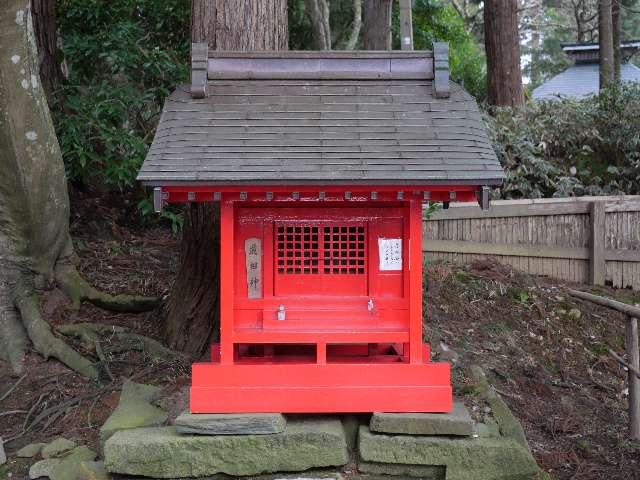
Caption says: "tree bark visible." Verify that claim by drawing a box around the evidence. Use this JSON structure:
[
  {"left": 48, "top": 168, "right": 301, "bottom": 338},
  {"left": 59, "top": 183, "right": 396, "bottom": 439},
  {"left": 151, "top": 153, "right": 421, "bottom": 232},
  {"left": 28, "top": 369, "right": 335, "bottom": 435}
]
[
  {"left": 612, "top": 0, "right": 621, "bottom": 82},
  {"left": 31, "top": 0, "right": 62, "bottom": 102},
  {"left": 305, "top": 0, "right": 331, "bottom": 50},
  {"left": 0, "top": 0, "right": 157, "bottom": 377},
  {"left": 162, "top": 0, "right": 288, "bottom": 359},
  {"left": 344, "top": 0, "right": 362, "bottom": 50},
  {"left": 363, "top": 0, "right": 392, "bottom": 50},
  {"left": 484, "top": 0, "right": 524, "bottom": 107},
  {"left": 599, "top": 0, "right": 615, "bottom": 89}
]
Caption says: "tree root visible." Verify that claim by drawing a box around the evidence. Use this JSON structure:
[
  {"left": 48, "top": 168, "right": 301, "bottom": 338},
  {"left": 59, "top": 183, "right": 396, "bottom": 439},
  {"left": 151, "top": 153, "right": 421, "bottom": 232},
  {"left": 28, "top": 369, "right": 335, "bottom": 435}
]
[
  {"left": 12, "top": 280, "right": 99, "bottom": 379},
  {"left": 57, "top": 322, "right": 186, "bottom": 364},
  {"left": 0, "top": 305, "right": 28, "bottom": 374},
  {"left": 0, "top": 271, "right": 29, "bottom": 374},
  {"left": 55, "top": 264, "right": 159, "bottom": 312}
]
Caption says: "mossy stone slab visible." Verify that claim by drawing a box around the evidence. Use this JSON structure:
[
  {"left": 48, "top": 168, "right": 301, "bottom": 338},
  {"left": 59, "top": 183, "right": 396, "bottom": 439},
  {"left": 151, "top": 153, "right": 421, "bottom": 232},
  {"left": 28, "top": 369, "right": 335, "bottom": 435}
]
[
  {"left": 99, "top": 380, "right": 168, "bottom": 444},
  {"left": 104, "top": 418, "right": 349, "bottom": 478},
  {"left": 41, "top": 437, "right": 77, "bottom": 458},
  {"left": 77, "top": 460, "right": 111, "bottom": 480},
  {"left": 358, "top": 461, "right": 445, "bottom": 479},
  {"left": 370, "top": 401, "right": 473, "bottom": 436},
  {"left": 359, "top": 426, "right": 541, "bottom": 480},
  {"left": 29, "top": 458, "right": 61, "bottom": 479},
  {"left": 17, "top": 442, "right": 46, "bottom": 458},
  {"left": 174, "top": 412, "right": 286, "bottom": 435},
  {"left": 49, "top": 446, "right": 98, "bottom": 480}
]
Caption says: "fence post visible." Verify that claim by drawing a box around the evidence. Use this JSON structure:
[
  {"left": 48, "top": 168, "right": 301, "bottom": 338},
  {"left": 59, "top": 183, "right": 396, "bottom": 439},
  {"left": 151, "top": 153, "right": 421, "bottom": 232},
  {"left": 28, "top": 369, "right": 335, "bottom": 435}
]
[
  {"left": 399, "top": 0, "right": 413, "bottom": 50},
  {"left": 627, "top": 315, "right": 640, "bottom": 440},
  {"left": 589, "top": 201, "right": 606, "bottom": 285}
]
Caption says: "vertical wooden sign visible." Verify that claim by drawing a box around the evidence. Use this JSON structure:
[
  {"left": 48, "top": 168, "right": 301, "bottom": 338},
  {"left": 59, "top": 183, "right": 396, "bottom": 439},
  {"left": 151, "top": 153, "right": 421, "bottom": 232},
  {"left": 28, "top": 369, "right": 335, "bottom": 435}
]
[{"left": 245, "top": 238, "right": 262, "bottom": 299}]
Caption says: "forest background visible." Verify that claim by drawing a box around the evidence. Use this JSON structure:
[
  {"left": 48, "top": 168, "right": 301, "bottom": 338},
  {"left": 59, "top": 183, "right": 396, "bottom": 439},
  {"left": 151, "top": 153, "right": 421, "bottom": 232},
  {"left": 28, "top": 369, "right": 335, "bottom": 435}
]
[{"left": 52, "top": 0, "right": 640, "bottom": 233}]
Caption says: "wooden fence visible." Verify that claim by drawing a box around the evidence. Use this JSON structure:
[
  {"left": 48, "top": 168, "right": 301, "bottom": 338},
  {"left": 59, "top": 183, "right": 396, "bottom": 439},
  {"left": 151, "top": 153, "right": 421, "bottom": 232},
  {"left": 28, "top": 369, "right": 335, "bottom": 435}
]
[{"left": 423, "top": 196, "right": 640, "bottom": 290}]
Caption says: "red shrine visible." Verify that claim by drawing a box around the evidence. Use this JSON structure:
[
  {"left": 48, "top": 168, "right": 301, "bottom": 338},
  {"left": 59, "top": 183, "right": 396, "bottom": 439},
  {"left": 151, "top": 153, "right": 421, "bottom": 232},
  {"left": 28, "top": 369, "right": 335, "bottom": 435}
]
[{"left": 138, "top": 44, "right": 503, "bottom": 413}]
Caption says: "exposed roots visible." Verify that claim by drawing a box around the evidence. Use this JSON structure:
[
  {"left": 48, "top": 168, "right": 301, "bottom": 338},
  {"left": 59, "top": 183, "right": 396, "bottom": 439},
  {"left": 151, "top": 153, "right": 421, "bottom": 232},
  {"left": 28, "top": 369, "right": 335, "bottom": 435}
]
[
  {"left": 12, "top": 279, "right": 99, "bottom": 379},
  {"left": 0, "top": 264, "right": 160, "bottom": 378},
  {"left": 0, "top": 304, "right": 28, "bottom": 374},
  {"left": 55, "top": 264, "right": 159, "bottom": 312},
  {"left": 57, "top": 322, "right": 186, "bottom": 365}
]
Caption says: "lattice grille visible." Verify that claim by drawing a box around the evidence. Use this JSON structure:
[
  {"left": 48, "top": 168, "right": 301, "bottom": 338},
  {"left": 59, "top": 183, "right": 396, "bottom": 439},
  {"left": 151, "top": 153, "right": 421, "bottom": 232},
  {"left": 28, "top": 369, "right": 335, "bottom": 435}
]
[
  {"left": 276, "top": 224, "right": 366, "bottom": 275},
  {"left": 323, "top": 226, "right": 366, "bottom": 274},
  {"left": 276, "top": 226, "right": 320, "bottom": 274}
]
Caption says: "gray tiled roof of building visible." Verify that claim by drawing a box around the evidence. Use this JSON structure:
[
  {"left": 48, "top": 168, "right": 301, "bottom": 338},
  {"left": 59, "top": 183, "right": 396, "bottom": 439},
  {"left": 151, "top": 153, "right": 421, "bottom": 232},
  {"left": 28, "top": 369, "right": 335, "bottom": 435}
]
[
  {"left": 138, "top": 51, "right": 503, "bottom": 186},
  {"left": 532, "top": 63, "right": 640, "bottom": 100}
]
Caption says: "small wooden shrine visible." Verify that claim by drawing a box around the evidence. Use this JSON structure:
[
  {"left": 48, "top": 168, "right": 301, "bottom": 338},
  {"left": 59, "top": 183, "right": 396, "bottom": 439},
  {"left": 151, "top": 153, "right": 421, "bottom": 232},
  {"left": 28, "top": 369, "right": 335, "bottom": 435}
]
[{"left": 138, "top": 43, "right": 503, "bottom": 413}]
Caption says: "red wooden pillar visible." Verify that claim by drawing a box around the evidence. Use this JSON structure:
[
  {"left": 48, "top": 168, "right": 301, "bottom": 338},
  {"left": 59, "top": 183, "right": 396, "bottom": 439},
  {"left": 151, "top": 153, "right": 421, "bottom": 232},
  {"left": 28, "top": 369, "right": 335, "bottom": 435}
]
[
  {"left": 409, "top": 198, "right": 423, "bottom": 364},
  {"left": 219, "top": 198, "right": 235, "bottom": 364}
]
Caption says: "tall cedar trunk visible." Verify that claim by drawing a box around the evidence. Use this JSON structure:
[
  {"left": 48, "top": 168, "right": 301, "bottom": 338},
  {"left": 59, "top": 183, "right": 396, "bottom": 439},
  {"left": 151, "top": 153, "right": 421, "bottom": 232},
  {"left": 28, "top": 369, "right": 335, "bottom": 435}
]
[
  {"left": 484, "top": 0, "right": 524, "bottom": 107},
  {"left": 0, "top": 0, "right": 156, "bottom": 376},
  {"left": 363, "top": 0, "right": 392, "bottom": 50},
  {"left": 162, "top": 0, "right": 288, "bottom": 358},
  {"left": 305, "top": 0, "right": 331, "bottom": 50},
  {"left": 599, "top": 0, "right": 615, "bottom": 89},
  {"left": 31, "top": 0, "right": 62, "bottom": 101},
  {"left": 612, "top": 0, "right": 621, "bottom": 82}
]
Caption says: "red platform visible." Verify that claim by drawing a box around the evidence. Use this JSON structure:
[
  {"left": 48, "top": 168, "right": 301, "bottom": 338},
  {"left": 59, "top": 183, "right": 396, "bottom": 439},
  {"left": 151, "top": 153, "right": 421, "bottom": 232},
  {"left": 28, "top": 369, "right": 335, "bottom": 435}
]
[{"left": 191, "top": 343, "right": 452, "bottom": 413}]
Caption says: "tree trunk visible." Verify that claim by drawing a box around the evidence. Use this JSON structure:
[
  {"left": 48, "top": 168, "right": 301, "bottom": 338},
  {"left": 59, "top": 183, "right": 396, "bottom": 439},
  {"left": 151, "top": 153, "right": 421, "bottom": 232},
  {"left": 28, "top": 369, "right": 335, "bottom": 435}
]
[
  {"left": 305, "top": 0, "right": 331, "bottom": 50},
  {"left": 612, "top": 0, "right": 621, "bottom": 82},
  {"left": 599, "top": 0, "right": 615, "bottom": 89},
  {"left": 162, "top": 0, "right": 288, "bottom": 359},
  {"left": 484, "top": 0, "right": 524, "bottom": 107},
  {"left": 31, "top": 0, "right": 62, "bottom": 102},
  {"left": 344, "top": 0, "right": 362, "bottom": 50},
  {"left": 0, "top": 0, "right": 157, "bottom": 377},
  {"left": 363, "top": 0, "right": 392, "bottom": 50}
]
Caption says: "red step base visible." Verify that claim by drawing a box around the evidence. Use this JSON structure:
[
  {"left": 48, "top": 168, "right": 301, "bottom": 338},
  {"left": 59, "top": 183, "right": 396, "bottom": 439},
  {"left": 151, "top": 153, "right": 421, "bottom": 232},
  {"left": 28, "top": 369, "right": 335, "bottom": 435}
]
[{"left": 191, "top": 358, "right": 452, "bottom": 414}]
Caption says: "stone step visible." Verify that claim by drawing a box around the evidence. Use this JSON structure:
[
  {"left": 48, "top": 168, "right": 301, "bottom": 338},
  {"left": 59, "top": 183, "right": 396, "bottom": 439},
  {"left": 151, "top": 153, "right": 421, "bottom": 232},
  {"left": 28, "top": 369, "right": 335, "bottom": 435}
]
[
  {"left": 370, "top": 400, "right": 473, "bottom": 436},
  {"left": 104, "top": 418, "right": 349, "bottom": 478},
  {"left": 174, "top": 412, "right": 286, "bottom": 435},
  {"left": 358, "top": 425, "right": 541, "bottom": 480}
]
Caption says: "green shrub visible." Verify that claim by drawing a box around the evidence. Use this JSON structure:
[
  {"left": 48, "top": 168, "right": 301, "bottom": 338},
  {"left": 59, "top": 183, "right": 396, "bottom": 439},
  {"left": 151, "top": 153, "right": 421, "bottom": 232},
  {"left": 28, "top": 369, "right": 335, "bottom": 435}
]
[
  {"left": 55, "top": 0, "right": 189, "bottom": 192},
  {"left": 408, "top": 1, "right": 486, "bottom": 101},
  {"left": 488, "top": 83, "right": 640, "bottom": 198}
]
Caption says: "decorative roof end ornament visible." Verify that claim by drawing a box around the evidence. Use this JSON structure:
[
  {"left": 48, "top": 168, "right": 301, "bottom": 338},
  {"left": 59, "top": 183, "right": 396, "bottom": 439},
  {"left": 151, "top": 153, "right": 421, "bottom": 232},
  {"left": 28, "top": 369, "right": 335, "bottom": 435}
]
[
  {"left": 191, "top": 42, "right": 208, "bottom": 99},
  {"left": 433, "top": 42, "right": 450, "bottom": 99}
]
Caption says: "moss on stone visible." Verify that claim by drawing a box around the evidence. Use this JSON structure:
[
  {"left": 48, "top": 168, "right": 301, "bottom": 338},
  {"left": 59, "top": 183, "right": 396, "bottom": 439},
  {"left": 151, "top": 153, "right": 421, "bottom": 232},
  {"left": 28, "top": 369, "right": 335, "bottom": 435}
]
[
  {"left": 104, "top": 418, "right": 349, "bottom": 478},
  {"left": 99, "top": 380, "right": 167, "bottom": 444},
  {"left": 359, "top": 426, "right": 541, "bottom": 480}
]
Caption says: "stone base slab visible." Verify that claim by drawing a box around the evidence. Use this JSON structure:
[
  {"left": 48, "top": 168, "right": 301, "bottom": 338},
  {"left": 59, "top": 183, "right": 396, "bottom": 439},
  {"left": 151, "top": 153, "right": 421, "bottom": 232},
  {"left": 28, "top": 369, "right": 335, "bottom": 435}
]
[
  {"left": 104, "top": 418, "right": 349, "bottom": 478},
  {"left": 359, "top": 461, "right": 446, "bottom": 479},
  {"left": 370, "top": 401, "right": 473, "bottom": 436},
  {"left": 358, "top": 426, "right": 541, "bottom": 480},
  {"left": 174, "top": 412, "right": 286, "bottom": 435}
]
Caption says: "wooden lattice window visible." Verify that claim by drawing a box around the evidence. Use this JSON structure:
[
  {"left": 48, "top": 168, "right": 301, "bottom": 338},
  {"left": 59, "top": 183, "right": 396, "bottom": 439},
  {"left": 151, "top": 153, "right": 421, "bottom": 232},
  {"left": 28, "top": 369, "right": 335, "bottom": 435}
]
[
  {"left": 322, "top": 226, "right": 366, "bottom": 274},
  {"left": 276, "top": 224, "right": 366, "bottom": 275},
  {"left": 277, "top": 225, "right": 320, "bottom": 274}
]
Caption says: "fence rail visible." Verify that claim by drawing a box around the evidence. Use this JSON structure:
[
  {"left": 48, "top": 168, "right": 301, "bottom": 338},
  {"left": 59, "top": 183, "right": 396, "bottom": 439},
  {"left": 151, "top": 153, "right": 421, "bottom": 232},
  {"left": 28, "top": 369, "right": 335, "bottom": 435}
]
[
  {"left": 423, "top": 196, "right": 640, "bottom": 290},
  {"left": 568, "top": 289, "right": 640, "bottom": 440}
]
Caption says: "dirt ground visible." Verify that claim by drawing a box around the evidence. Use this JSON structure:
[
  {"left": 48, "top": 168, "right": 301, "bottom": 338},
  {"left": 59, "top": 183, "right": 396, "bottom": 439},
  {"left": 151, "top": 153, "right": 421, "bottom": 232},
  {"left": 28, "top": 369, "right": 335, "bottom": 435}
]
[{"left": 1, "top": 193, "right": 639, "bottom": 480}]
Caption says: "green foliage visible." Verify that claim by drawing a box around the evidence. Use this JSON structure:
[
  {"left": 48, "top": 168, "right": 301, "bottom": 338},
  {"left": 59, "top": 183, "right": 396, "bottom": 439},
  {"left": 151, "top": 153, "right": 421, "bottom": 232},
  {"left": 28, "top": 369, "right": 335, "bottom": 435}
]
[
  {"left": 55, "top": 0, "right": 190, "bottom": 191},
  {"left": 288, "top": 0, "right": 313, "bottom": 50},
  {"left": 137, "top": 198, "right": 184, "bottom": 236},
  {"left": 488, "top": 83, "right": 640, "bottom": 198},
  {"left": 399, "top": 0, "right": 487, "bottom": 101}
]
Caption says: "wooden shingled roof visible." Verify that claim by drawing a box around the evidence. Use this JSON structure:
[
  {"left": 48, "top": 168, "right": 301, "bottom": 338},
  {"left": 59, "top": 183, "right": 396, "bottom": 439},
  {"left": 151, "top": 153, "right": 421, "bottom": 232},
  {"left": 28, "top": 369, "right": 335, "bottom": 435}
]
[{"left": 137, "top": 45, "right": 503, "bottom": 186}]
